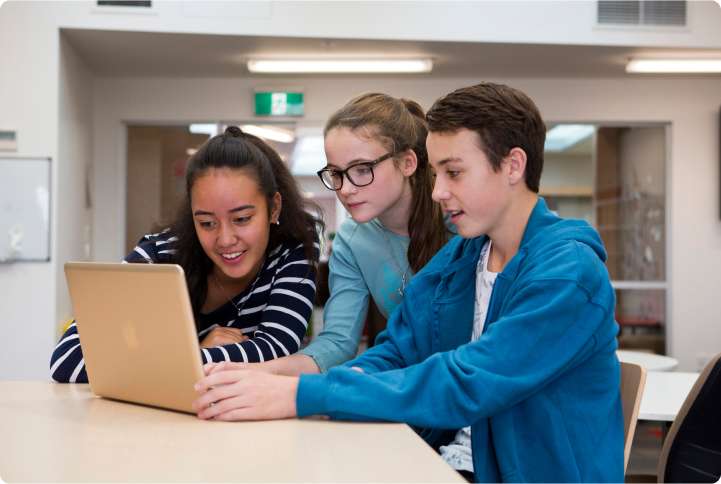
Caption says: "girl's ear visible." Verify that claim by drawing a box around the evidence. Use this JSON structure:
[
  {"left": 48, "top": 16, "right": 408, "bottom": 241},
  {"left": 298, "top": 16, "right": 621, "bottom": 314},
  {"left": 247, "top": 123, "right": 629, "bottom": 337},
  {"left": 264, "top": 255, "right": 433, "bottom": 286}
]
[
  {"left": 399, "top": 149, "right": 419, "bottom": 178},
  {"left": 270, "top": 192, "right": 282, "bottom": 224}
]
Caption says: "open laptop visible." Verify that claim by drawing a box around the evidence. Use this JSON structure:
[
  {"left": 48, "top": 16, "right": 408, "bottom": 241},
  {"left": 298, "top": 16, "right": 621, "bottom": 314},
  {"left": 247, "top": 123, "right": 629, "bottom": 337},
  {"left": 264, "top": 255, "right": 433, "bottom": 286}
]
[{"left": 64, "top": 262, "right": 204, "bottom": 413}]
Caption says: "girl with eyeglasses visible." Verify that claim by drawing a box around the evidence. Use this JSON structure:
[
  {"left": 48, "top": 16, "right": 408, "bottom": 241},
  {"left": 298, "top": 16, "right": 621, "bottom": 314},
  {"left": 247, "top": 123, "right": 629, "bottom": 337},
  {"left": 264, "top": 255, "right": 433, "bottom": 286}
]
[
  {"left": 201, "top": 93, "right": 449, "bottom": 379},
  {"left": 50, "top": 127, "right": 322, "bottom": 382}
]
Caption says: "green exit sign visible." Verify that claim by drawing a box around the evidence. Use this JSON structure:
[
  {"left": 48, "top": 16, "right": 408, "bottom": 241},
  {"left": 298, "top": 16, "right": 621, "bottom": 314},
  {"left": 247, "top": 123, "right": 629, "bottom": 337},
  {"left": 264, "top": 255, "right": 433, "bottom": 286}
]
[{"left": 255, "top": 91, "right": 304, "bottom": 116}]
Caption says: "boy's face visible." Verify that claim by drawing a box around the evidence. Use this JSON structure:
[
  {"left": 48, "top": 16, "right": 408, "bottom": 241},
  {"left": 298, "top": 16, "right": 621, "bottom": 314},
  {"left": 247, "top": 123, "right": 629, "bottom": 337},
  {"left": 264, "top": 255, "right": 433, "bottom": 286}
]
[{"left": 427, "top": 128, "right": 511, "bottom": 239}]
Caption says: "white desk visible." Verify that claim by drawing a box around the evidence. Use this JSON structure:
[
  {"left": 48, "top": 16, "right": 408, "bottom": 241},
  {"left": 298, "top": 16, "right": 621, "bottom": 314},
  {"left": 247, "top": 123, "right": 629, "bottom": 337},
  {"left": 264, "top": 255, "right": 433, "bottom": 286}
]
[
  {"left": 0, "top": 382, "right": 463, "bottom": 483},
  {"left": 617, "top": 350, "right": 679, "bottom": 372},
  {"left": 638, "top": 371, "right": 699, "bottom": 422}
]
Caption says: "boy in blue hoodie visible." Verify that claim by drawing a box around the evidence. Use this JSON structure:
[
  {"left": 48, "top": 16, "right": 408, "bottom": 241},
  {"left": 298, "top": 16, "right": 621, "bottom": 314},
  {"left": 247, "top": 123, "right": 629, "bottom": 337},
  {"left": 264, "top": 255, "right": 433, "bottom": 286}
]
[{"left": 193, "top": 83, "right": 624, "bottom": 483}]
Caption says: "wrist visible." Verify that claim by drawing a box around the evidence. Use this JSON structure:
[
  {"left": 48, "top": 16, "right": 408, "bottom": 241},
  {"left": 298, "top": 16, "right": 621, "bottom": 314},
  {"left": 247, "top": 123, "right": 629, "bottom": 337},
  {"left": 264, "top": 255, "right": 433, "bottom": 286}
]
[{"left": 288, "top": 376, "right": 300, "bottom": 417}]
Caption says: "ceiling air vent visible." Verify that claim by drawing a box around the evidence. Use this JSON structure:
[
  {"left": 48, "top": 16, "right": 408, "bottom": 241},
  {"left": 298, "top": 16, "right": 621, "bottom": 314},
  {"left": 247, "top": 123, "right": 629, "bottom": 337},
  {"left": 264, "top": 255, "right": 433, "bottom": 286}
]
[
  {"left": 97, "top": 0, "right": 152, "bottom": 7},
  {"left": 598, "top": 1, "right": 686, "bottom": 26}
]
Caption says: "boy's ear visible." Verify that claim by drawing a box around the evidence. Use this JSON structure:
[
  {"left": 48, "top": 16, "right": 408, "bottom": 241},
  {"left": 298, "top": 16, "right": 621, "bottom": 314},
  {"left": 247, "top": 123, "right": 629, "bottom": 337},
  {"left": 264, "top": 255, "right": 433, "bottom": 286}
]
[
  {"left": 271, "top": 192, "right": 282, "bottom": 224},
  {"left": 399, "top": 149, "right": 419, "bottom": 177},
  {"left": 505, "top": 147, "right": 527, "bottom": 186}
]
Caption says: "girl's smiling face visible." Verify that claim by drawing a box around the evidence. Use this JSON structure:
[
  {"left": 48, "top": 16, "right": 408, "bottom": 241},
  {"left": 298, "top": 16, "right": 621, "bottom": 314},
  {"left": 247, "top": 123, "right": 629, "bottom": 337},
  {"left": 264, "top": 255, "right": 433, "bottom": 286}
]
[{"left": 191, "top": 167, "right": 280, "bottom": 286}]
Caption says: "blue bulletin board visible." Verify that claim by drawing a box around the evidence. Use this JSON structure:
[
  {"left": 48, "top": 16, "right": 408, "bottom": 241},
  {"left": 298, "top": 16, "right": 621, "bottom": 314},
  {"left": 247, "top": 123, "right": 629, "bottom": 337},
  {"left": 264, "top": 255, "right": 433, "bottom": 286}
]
[{"left": 0, "top": 157, "right": 51, "bottom": 262}]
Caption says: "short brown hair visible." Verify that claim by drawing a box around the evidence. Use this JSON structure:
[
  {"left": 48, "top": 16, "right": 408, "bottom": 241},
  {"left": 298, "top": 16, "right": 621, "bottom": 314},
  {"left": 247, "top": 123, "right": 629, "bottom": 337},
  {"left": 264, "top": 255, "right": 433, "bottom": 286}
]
[{"left": 426, "top": 82, "right": 546, "bottom": 193}]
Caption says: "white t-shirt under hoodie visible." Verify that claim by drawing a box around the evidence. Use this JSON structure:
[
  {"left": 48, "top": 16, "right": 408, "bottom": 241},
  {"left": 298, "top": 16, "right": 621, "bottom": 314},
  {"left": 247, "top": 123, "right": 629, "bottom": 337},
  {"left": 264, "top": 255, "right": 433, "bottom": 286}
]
[{"left": 440, "top": 239, "right": 498, "bottom": 473}]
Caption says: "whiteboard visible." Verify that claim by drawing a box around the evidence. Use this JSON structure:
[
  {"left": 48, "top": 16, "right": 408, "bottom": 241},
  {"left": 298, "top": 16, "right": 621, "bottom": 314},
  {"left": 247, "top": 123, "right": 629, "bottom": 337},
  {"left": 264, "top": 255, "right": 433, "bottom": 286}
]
[{"left": 0, "top": 157, "right": 51, "bottom": 262}]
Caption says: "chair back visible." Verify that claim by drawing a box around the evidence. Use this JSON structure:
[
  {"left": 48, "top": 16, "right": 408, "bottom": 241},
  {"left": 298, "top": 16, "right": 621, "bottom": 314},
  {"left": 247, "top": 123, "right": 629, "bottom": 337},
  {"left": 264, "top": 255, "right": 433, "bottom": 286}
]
[
  {"left": 657, "top": 352, "right": 721, "bottom": 483},
  {"left": 620, "top": 361, "right": 646, "bottom": 473}
]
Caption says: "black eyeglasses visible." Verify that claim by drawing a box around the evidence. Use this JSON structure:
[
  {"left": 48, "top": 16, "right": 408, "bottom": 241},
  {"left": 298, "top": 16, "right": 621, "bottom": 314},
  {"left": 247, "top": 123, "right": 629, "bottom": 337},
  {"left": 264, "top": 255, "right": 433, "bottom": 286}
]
[{"left": 317, "top": 151, "right": 399, "bottom": 191}]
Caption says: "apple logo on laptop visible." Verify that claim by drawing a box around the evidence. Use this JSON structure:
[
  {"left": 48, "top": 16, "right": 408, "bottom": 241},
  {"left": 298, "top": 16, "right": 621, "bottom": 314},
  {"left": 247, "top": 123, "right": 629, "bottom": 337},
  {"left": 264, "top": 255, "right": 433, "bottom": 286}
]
[{"left": 121, "top": 321, "right": 140, "bottom": 350}]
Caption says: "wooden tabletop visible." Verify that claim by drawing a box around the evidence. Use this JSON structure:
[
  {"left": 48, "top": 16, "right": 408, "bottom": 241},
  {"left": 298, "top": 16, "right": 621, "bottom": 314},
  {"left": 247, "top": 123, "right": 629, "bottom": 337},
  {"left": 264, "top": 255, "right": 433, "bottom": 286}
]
[{"left": 0, "top": 382, "right": 463, "bottom": 483}]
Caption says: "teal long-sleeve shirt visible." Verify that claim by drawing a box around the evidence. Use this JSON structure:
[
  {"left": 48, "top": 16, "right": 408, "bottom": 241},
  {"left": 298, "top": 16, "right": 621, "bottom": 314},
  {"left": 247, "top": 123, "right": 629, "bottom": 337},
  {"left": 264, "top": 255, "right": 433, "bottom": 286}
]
[{"left": 300, "top": 218, "right": 411, "bottom": 372}]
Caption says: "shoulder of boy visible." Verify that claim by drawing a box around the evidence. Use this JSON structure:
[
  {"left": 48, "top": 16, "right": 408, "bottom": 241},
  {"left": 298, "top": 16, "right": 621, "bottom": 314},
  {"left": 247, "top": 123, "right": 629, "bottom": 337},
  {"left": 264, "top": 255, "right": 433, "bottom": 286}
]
[
  {"left": 413, "top": 234, "right": 469, "bottom": 277},
  {"left": 520, "top": 237, "right": 610, "bottom": 295}
]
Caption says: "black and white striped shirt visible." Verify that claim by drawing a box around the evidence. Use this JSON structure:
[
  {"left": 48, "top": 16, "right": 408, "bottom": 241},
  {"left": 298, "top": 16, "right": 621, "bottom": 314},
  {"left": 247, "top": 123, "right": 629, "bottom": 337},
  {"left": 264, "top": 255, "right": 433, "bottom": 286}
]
[{"left": 50, "top": 230, "right": 318, "bottom": 383}]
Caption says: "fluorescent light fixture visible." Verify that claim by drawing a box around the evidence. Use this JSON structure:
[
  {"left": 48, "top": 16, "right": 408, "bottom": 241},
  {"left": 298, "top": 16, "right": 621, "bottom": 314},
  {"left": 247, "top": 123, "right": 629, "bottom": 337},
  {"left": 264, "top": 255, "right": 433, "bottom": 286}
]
[
  {"left": 189, "top": 123, "right": 219, "bottom": 136},
  {"left": 545, "top": 125, "right": 595, "bottom": 152},
  {"left": 240, "top": 124, "right": 295, "bottom": 143},
  {"left": 247, "top": 58, "right": 433, "bottom": 74},
  {"left": 626, "top": 58, "right": 721, "bottom": 73}
]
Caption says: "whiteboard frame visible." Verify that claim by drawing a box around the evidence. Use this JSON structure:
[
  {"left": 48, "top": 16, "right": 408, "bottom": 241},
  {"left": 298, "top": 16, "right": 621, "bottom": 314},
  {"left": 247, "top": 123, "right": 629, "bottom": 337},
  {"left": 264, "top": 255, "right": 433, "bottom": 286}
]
[{"left": 0, "top": 156, "right": 52, "bottom": 263}]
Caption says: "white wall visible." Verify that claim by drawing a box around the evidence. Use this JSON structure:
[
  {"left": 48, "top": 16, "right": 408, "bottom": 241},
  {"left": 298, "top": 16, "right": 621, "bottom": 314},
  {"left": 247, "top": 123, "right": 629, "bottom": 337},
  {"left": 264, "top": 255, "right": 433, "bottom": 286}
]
[
  {"left": 92, "top": 76, "right": 721, "bottom": 371},
  {"left": 52, "top": 0, "right": 721, "bottom": 49},
  {"left": 0, "top": 3, "right": 60, "bottom": 379},
  {"left": 543, "top": 154, "right": 594, "bottom": 192},
  {"left": 56, "top": 36, "right": 94, "bottom": 333}
]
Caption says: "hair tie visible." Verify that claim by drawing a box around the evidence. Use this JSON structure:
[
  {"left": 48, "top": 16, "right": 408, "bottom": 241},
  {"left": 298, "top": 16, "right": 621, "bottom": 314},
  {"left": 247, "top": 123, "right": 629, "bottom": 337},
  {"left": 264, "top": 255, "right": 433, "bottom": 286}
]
[{"left": 225, "top": 126, "right": 243, "bottom": 137}]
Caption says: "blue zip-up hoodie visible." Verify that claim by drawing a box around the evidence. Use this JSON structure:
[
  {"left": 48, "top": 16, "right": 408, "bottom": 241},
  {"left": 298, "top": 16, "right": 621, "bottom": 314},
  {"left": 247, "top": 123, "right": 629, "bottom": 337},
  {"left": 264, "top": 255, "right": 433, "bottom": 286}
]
[{"left": 298, "top": 198, "right": 624, "bottom": 482}]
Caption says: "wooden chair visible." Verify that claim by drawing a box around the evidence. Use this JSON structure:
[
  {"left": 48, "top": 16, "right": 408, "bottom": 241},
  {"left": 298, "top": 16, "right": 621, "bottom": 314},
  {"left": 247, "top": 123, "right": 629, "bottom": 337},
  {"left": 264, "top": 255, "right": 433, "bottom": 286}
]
[
  {"left": 656, "top": 352, "right": 721, "bottom": 483},
  {"left": 621, "top": 361, "right": 647, "bottom": 473}
]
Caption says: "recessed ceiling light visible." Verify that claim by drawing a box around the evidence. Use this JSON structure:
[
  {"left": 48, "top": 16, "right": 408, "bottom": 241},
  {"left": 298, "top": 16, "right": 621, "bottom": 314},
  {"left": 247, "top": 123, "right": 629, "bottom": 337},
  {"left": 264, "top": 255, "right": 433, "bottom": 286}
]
[
  {"left": 240, "top": 124, "right": 295, "bottom": 143},
  {"left": 247, "top": 58, "right": 433, "bottom": 74},
  {"left": 189, "top": 124, "right": 219, "bottom": 136},
  {"left": 545, "top": 125, "right": 595, "bottom": 152},
  {"left": 626, "top": 58, "right": 721, "bottom": 73}
]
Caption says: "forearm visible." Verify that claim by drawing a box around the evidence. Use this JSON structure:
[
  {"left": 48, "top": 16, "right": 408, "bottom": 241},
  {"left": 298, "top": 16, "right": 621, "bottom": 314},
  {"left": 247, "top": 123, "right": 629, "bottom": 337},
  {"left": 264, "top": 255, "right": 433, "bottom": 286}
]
[
  {"left": 300, "top": 328, "right": 364, "bottom": 372},
  {"left": 266, "top": 353, "right": 320, "bottom": 376},
  {"left": 340, "top": 297, "right": 421, "bottom": 374},
  {"left": 298, "top": 282, "right": 615, "bottom": 427},
  {"left": 305, "top": 225, "right": 374, "bottom": 372}
]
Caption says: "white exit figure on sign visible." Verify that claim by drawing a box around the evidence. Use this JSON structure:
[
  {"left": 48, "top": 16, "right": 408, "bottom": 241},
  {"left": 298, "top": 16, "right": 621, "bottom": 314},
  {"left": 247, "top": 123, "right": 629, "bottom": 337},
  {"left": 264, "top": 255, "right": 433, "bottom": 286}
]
[
  {"left": 271, "top": 93, "right": 288, "bottom": 115},
  {"left": 5, "top": 225, "right": 23, "bottom": 260}
]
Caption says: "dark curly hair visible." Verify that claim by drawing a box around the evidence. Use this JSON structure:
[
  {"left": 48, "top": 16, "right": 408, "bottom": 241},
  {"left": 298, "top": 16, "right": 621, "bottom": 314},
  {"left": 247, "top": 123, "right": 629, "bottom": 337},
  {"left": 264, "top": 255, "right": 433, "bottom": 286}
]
[{"left": 171, "top": 126, "right": 323, "bottom": 317}]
